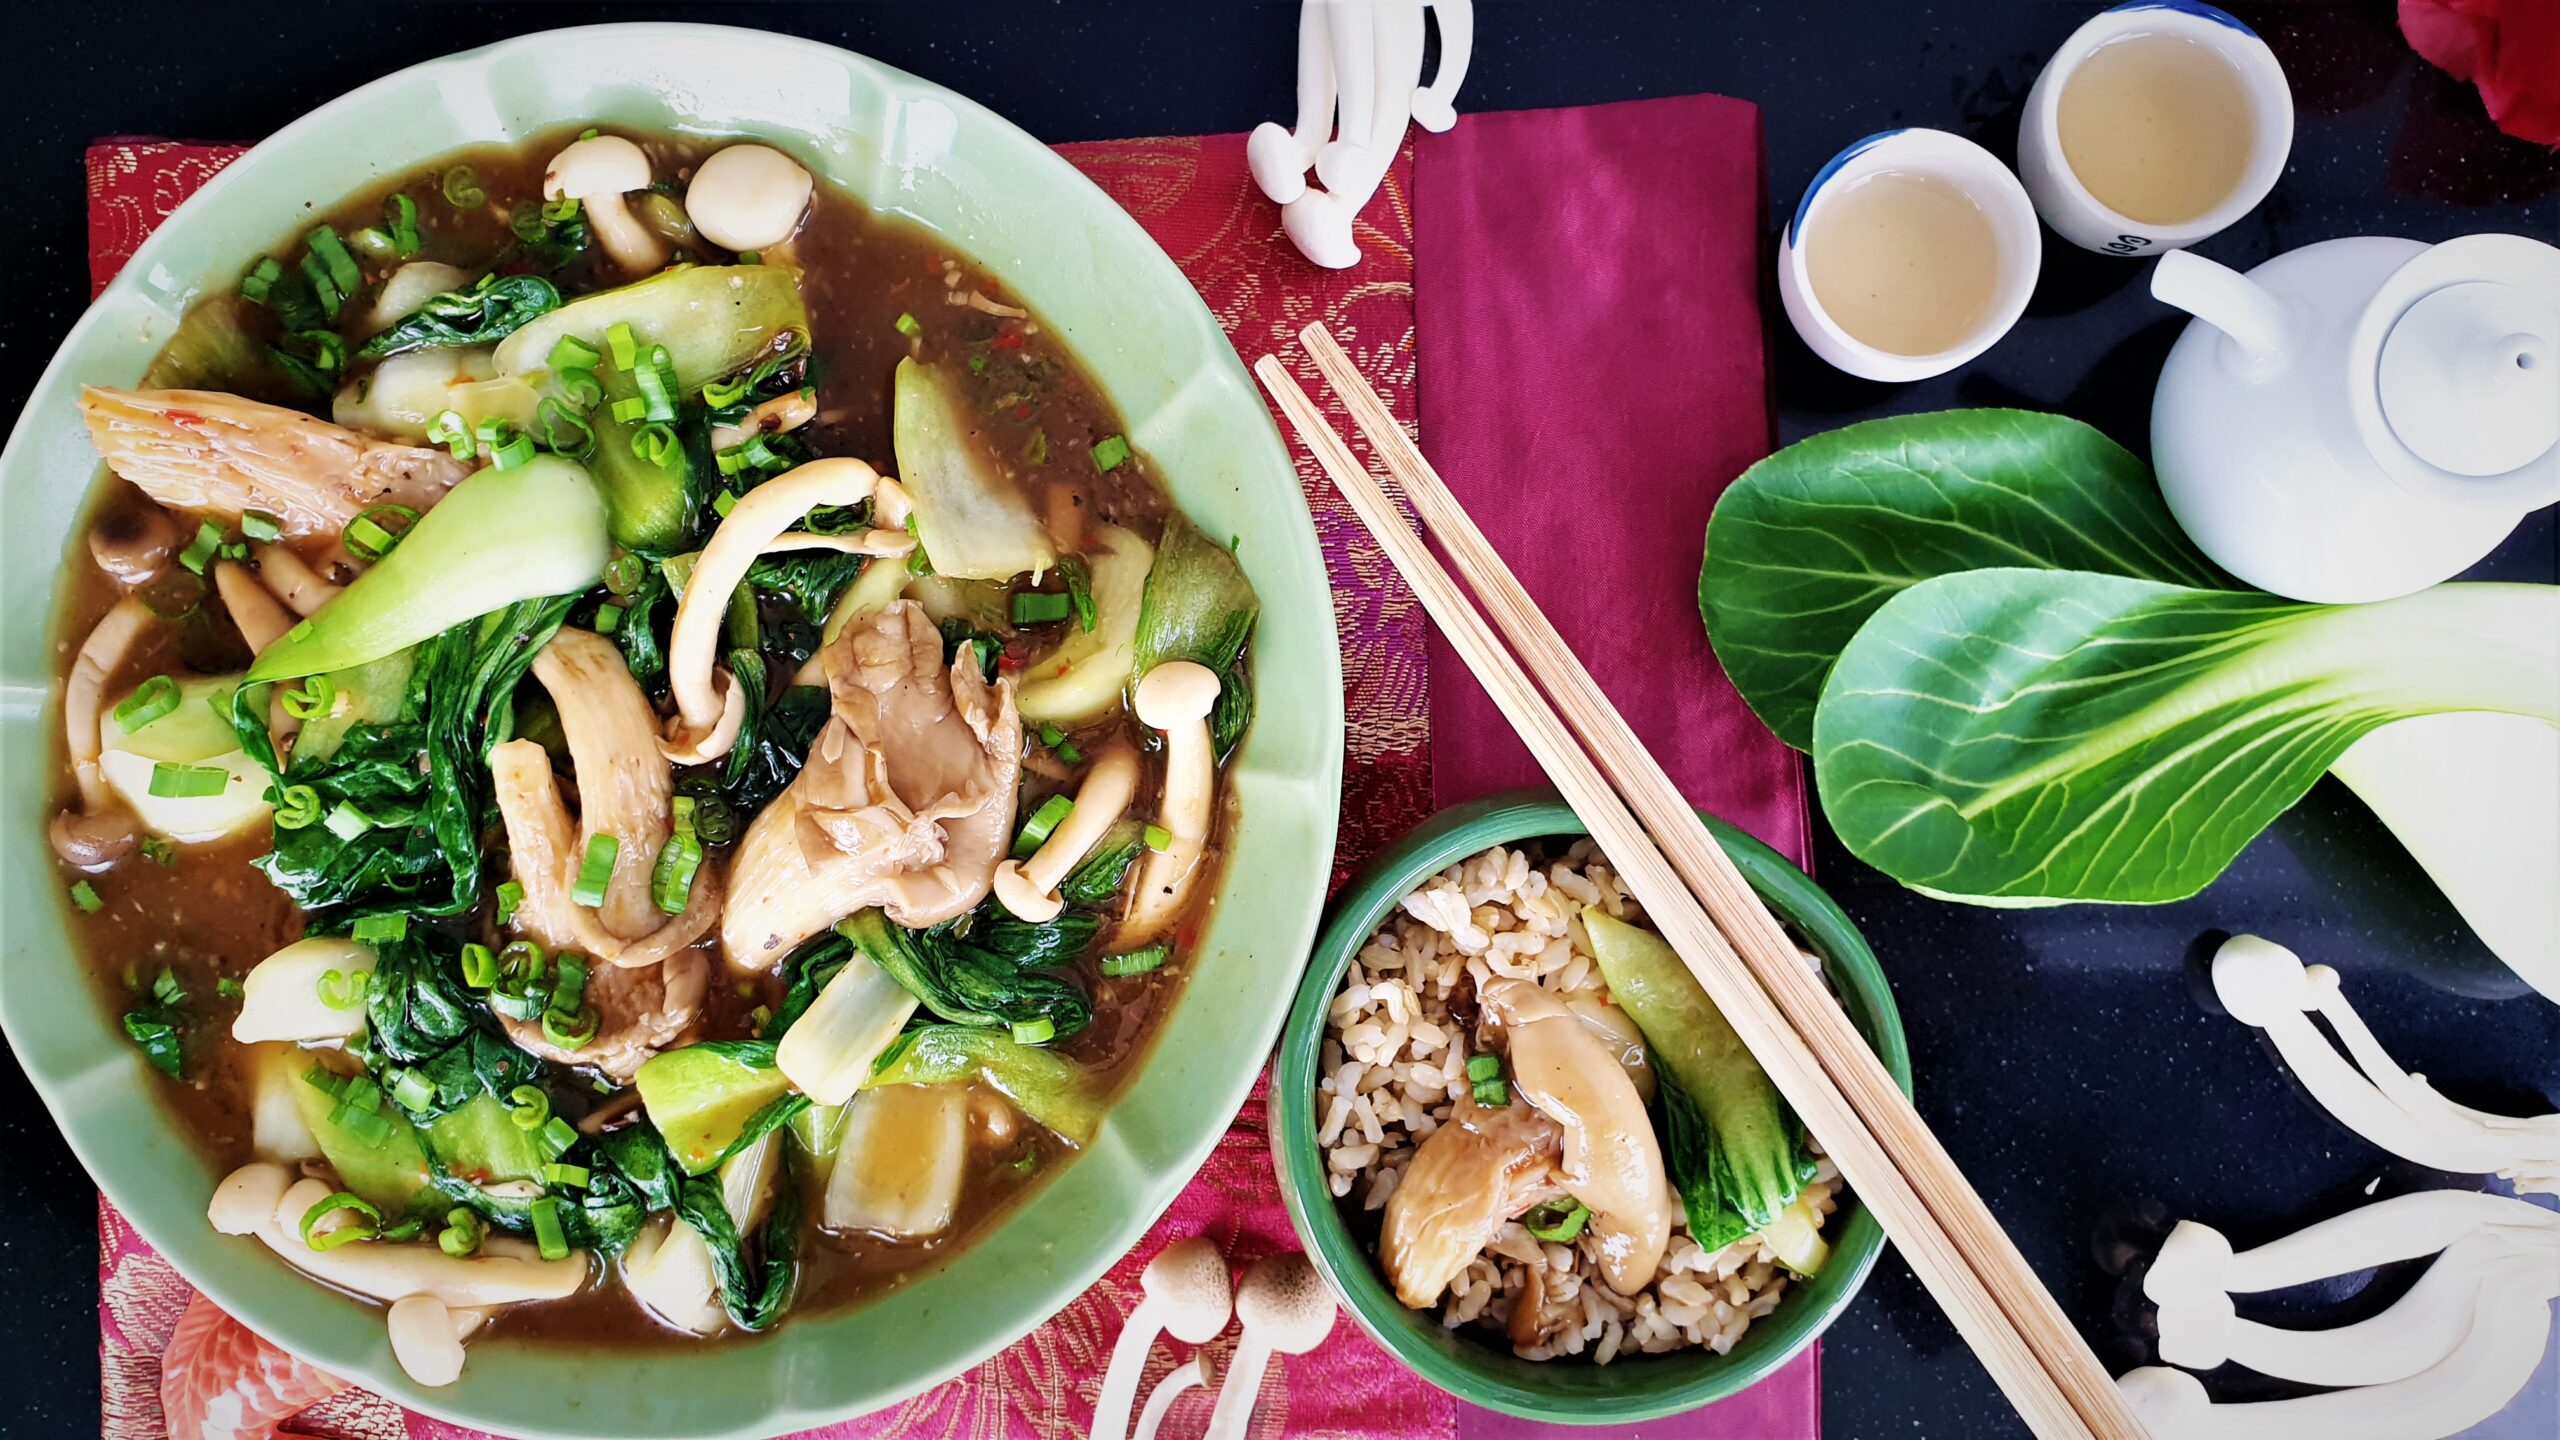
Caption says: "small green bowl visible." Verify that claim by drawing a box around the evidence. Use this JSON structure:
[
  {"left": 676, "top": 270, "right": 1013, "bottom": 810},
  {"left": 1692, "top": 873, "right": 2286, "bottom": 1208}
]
[{"left": 1272, "top": 790, "right": 1910, "bottom": 1424}]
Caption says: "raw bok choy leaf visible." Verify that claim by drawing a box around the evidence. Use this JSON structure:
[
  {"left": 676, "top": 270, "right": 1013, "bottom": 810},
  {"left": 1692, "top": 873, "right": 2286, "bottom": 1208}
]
[{"left": 1815, "top": 574, "right": 2560, "bottom": 904}]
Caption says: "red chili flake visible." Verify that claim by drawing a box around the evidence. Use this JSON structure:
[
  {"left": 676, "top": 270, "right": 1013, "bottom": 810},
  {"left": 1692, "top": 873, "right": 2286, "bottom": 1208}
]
[
  {"left": 1012, "top": 404, "right": 1033, "bottom": 420},
  {"left": 992, "top": 332, "right": 1024, "bottom": 351}
]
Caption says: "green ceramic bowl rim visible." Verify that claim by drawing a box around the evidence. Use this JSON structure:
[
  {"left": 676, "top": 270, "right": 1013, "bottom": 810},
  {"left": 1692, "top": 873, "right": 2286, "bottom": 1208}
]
[
  {"left": 0, "top": 24, "right": 1342, "bottom": 1438},
  {"left": 1272, "top": 790, "right": 1911, "bottom": 1424}
]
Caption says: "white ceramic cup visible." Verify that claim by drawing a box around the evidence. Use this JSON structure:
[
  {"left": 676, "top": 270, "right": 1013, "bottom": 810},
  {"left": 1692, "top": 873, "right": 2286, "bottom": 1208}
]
[
  {"left": 1778, "top": 128, "right": 2043, "bottom": 383},
  {"left": 2017, "top": 1, "right": 2294, "bottom": 257}
]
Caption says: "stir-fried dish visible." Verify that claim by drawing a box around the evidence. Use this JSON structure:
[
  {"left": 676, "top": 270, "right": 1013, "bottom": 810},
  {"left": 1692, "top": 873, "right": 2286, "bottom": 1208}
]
[{"left": 46, "top": 127, "right": 1257, "bottom": 1383}]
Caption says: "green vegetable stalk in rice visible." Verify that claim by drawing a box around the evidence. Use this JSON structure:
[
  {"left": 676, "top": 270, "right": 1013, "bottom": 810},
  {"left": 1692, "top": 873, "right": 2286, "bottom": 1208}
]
[{"left": 1699, "top": 409, "right": 2559, "bottom": 995}]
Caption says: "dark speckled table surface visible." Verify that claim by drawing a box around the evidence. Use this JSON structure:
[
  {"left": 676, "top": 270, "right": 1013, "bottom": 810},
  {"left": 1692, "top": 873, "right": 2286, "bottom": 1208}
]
[{"left": 4, "top": 2, "right": 2555, "bottom": 1436}]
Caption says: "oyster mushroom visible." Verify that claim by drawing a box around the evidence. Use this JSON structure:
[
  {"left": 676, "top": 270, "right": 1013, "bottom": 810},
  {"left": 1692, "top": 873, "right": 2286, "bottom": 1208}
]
[
  {"left": 685, "top": 143, "right": 815, "bottom": 256},
  {"left": 531, "top": 628, "right": 672, "bottom": 940},
  {"left": 993, "top": 742, "right": 1140, "bottom": 923},
  {"left": 720, "top": 600, "right": 1020, "bottom": 970},
  {"left": 661, "top": 457, "right": 912, "bottom": 765},
  {"left": 1377, "top": 1100, "right": 1565, "bottom": 1308},
  {"left": 1121, "top": 661, "right": 1220, "bottom": 945},
  {"left": 544, "top": 134, "right": 668, "bottom": 277},
  {"left": 79, "top": 386, "right": 470, "bottom": 540},
  {"left": 1479, "top": 977, "right": 1672, "bottom": 1295}
]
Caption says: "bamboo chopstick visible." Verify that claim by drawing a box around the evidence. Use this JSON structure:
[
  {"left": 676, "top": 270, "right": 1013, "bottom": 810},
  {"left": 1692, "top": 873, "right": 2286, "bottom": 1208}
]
[{"left": 1252, "top": 334, "right": 2146, "bottom": 1440}]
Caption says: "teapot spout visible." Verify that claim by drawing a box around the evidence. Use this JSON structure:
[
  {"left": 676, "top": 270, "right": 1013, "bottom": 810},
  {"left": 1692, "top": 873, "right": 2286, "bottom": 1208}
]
[{"left": 2154, "top": 250, "right": 2291, "bottom": 373}]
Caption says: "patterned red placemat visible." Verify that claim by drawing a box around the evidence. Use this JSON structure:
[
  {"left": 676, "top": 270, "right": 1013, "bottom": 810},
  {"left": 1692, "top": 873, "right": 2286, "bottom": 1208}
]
[{"left": 90, "top": 132, "right": 1436, "bottom": 1440}]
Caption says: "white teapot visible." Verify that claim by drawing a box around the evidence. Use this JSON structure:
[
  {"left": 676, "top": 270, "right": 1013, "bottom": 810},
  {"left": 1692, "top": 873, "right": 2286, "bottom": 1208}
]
[{"left": 2149, "top": 233, "right": 2559, "bottom": 603}]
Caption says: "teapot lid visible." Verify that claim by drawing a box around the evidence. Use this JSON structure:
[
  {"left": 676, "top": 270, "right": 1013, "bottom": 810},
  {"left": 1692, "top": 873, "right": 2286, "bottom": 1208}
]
[{"left": 2354, "top": 234, "right": 2560, "bottom": 509}]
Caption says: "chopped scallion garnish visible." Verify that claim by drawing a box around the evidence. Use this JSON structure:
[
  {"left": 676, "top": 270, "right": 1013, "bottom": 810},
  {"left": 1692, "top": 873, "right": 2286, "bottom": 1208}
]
[
  {"left": 440, "top": 164, "right": 485, "bottom": 209},
  {"left": 177, "top": 521, "right": 223, "bottom": 574},
  {"left": 651, "top": 797, "right": 705, "bottom": 915},
  {"left": 316, "top": 967, "right": 361, "bottom": 1009},
  {"left": 478, "top": 419, "right": 535, "bottom": 470},
  {"left": 542, "top": 1162, "right": 591, "bottom": 1190},
  {"left": 305, "top": 224, "right": 361, "bottom": 297},
  {"left": 239, "top": 255, "right": 282, "bottom": 303},
  {"left": 460, "top": 942, "right": 498, "bottom": 990},
  {"left": 605, "top": 321, "right": 637, "bottom": 371},
  {"left": 530, "top": 1197, "right": 569, "bottom": 1261},
  {"left": 535, "top": 395, "right": 596, "bottom": 457},
  {"left": 350, "top": 912, "right": 407, "bottom": 944},
  {"left": 1091, "top": 433, "right": 1132, "bottom": 471},
  {"left": 570, "top": 833, "right": 620, "bottom": 908},
  {"left": 342, "top": 503, "right": 420, "bottom": 561},
  {"left": 140, "top": 836, "right": 176, "bottom": 866},
  {"left": 113, "top": 675, "right": 180, "bottom": 730},
  {"left": 495, "top": 880, "right": 525, "bottom": 926},
  {"left": 1100, "top": 945, "right": 1169, "bottom": 978},
  {"left": 240, "top": 510, "right": 284, "bottom": 544},
  {"left": 536, "top": 1116, "right": 580, "bottom": 1162},
  {"left": 893, "top": 311, "right": 922, "bottom": 338},
  {"left": 323, "top": 801, "right": 374, "bottom": 840},
  {"left": 1011, "top": 590, "right": 1071, "bottom": 625},
  {"left": 148, "top": 761, "right": 230, "bottom": 799},
  {"left": 702, "top": 375, "right": 753, "bottom": 409},
  {"left": 1013, "top": 793, "right": 1074, "bottom": 859},
  {"left": 630, "top": 422, "right": 678, "bottom": 467},
  {"left": 389, "top": 1067, "right": 435, "bottom": 1112},
  {"left": 438, "top": 1208, "right": 484, "bottom": 1258},
  {"left": 1144, "top": 823, "right": 1173, "bottom": 852},
  {"left": 279, "top": 673, "right": 336, "bottom": 721},
  {"left": 1521, "top": 1198, "right": 1592, "bottom": 1243},
  {"left": 383, "top": 192, "right": 421, "bottom": 256},
  {"left": 425, "top": 409, "right": 475, "bottom": 460},
  {"left": 549, "top": 335, "right": 601, "bottom": 375},
  {"left": 273, "top": 783, "right": 322, "bottom": 830},
  {"left": 151, "top": 966, "right": 186, "bottom": 1006},
  {"left": 299, "top": 1191, "right": 382, "bottom": 1251},
  {"left": 215, "top": 975, "right": 243, "bottom": 999},
  {"left": 595, "top": 601, "right": 625, "bottom": 634},
  {"left": 507, "top": 1084, "right": 550, "bottom": 1130},
  {"left": 1011, "top": 1017, "right": 1055, "bottom": 1045}
]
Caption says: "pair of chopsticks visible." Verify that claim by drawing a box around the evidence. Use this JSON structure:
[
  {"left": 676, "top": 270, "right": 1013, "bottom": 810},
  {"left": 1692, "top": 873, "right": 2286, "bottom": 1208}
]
[{"left": 1255, "top": 326, "right": 2149, "bottom": 1440}]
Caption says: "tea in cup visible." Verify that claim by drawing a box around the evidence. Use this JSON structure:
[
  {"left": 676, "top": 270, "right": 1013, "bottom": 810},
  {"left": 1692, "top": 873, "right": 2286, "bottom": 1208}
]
[{"left": 2018, "top": 1, "right": 2294, "bottom": 256}]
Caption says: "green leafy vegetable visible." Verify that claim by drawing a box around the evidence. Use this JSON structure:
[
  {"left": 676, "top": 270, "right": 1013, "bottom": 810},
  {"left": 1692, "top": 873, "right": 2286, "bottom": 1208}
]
[
  {"left": 1814, "top": 574, "right": 2560, "bottom": 903},
  {"left": 870, "top": 1025, "right": 1106, "bottom": 1146},
  {"left": 1134, "top": 512, "right": 1259, "bottom": 755},
  {"left": 892, "top": 357, "right": 1057, "bottom": 581},
  {"left": 358, "top": 275, "right": 563, "bottom": 360},
  {"left": 635, "top": 1040, "right": 809, "bottom": 1175},
  {"left": 1698, "top": 410, "right": 2231, "bottom": 751},
  {"left": 838, "top": 908, "right": 1094, "bottom": 1037},
  {"left": 1059, "top": 820, "right": 1146, "bottom": 906},
  {"left": 122, "top": 1005, "right": 185, "bottom": 1077}
]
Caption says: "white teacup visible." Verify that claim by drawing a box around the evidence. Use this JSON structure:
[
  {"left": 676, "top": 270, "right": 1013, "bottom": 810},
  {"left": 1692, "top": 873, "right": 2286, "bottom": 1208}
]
[
  {"left": 1778, "top": 128, "right": 2042, "bottom": 383},
  {"left": 2017, "top": 1, "right": 2294, "bottom": 257}
]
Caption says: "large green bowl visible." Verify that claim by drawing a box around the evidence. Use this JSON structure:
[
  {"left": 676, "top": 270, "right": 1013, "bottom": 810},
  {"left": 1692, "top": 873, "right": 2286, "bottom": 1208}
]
[
  {"left": 0, "top": 24, "right": 1340, "bottom": 1438},
  {"left": 1273, "top": 791, "right": 1908, "bottom": 1424}
]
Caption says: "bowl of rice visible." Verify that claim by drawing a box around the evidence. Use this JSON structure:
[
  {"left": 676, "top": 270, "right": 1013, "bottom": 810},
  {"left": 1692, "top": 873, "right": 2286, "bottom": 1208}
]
[{"left": 1272, "top": 790, "right": 1908, "bottom": 1423}]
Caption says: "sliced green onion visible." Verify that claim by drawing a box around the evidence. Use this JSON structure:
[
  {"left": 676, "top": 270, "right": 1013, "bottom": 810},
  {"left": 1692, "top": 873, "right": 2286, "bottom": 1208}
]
[
  {"left": 151, "top": 966, "right": 186, "bottom": 1006},
  {"left": 536, "top": 1116, "right": 580, "bottom": 1162},
  {"left": 298, "top": 251, "right": 343, "bottom": 320},
  {"left": 305, "top": 225, "right": 361, "bottom": 296},
  {"left": 1013, "top": 794, "right": 1074, "bottom": 859},
  {"left": 323, "top": 801, "right": 374, "bottom": 840},
  {"left": 542, "top": 1162, "right": 591, "bottom": 1189},
  {"left": 496, "top": 880, "right": 525, "bottom": 927},
  {"left": 1521, "top": 1198, "right": 1591, "bottom": 1243},
  {"left": 1091, "top": 434, "right": 1131, "bottom": 471},
  {"left": 113, "top": 675, "right": 180, "bottom": 730},
  {"left": 701, "top": 375, "right": 753, "bottom": 409},
  {"left": 215, "top": 975, "right": 243, "bottom": 999},
  {"left": 299, "top": 1191, "right": 382, "bottom": 1251},
  {"left": 438, "top": 1208, "right": 484, "bottom": 1258},
  {"left": 542, "top": 1005, "right": 600, "bottom": 1049},
  {"left": 384, "top": 193, "right": 421, "bottom": 256},
  {"left": 507, "top": 1084, "right": 550, "bottom": 1130},
  {"left": 601, "top": 552, "right": 646, "bottom": 597},
  {"left": 240, "top": 510, "right": 284, "bottom": 544},
  {"left": 239, "top": 256, "right": 282, "bottom": 303},
  {"left": 343, "top": 503, "right": 420, "bottom": 561},
  {"left": 530, "top": 1197, "right": 569, "bottom": 1260},
  {"left": 348, "top": 226, "right": 396, "bottom": 260},
  {"left": 1011, "top": 1017, "right": 1055, "bottom": 1045},
  {"left": 736, "top": 249, "right": 761, "bottom": 265},
  {"left": 177, "top": 521, "right": 222, "bottom": 575},
  {"left": 1059, "top": 555, "right": 1099, "bottom": 632},
  {"left": 316, "top": 968, "right": 361, "bottom": 1009},
  {"left": 441, "top": 164, "right": 485, "bottom": 208},
  {"left": 1144, "top": 823, "right": 1173, "bottom": 852},
  {"left": 551, "top": 954, "right": 588, "bottom": 1016},
  {"left": 651, "top": 800, "right": 704, "bottom": 915},
  {"left": 279, "top": 673, "right": 336, "bottom": 721},
  {"left": 460, "top": 942, "right": 498, "bottom": 990},
  {"left": 1100, "top": 945, "right": 1169, "bottom": 978},
  {"left": 633, "top": 344, "right": 679, "bottom": 422},
  {"left": 476, "top": 419, "right": 535, "bottom": 470},
  {"left": 541, "top": 194, "right": 583, "bottom": 224},
  {"left": 535, "top": 395, "right": 595, "bottom": 457},
  {"left": 508, "top": 199, "right": 548, "bottom": 243},
  {"left": 594, "top": 601, "right": 625, "bottom": 635},
  {"left": 557, "top": 365, "right": 604, "bottom": 407},
  {"left": 140, "top": 836, "right": 176, "bottom": 866},
  {"left": 893, "top": 311, "right": 922, "bottom": 338},
  {"left": 547, "top": 334, "right": 601, "bottom": 373},
  {"left": 425, "top": 409, "right": 476, "bottom": 460},
  {"left": 630, "top": 422, "right": 678, "bottom": 466},
  {"left": 570, "top": 833, "right": 620, "bottom": 908},
  {"left": 273, "top": 784, "right": 322, "bottom": 830},
  {"left": 350, "top": 911, "right": 407, "bottom": 944},
  {"left": 389, "top": 1067, "right": 435, "bottom": 1112},
  {"left": 1466, "top": 1053, "right": 1503, "bottom": 1083},
  {"left": 605, "top": 321, "right": 637, "bottom": 371},
  {"left": 1472, "top": 1078, "right": 1510, "bottom": 1108},
  {"left": 148, "top": 762, "right": 229, "bottom": 799},
  {"left": 609, "top": 395, "right": 648, "bottom": 424},
  {"left": 968, "top": 350, "right": 989, "bottom": 375},
  {"left": 1011, "top": 591, "right": 1072, "bottom": 625}
]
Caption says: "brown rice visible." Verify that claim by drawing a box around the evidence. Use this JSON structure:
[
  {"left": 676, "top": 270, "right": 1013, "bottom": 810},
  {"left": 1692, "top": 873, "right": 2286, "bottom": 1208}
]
[{"left": 1318, "top": 840, "right": 1840, "bottom": 1362}]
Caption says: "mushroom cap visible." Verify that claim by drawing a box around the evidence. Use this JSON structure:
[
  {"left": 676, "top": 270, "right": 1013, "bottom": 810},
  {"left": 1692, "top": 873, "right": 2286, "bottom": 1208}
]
[
  {"left": 1234, "top": 1253, "right": 1335, "bottom": 1353},
  {"left": 992, "top": 859, "right": 1064, "bottom": 923},
  {"left": 687, "top": 143, "right": 816, "bottom": 253},
  {"left": 1142, "top": 1234, "right": 1235, "bottom": 1343},
  {"left": 1135, "top": 661, "right": 1221, "bottom": 729},
  {"left": 545, "top": 134, "right": 653, "bottom": 201}
]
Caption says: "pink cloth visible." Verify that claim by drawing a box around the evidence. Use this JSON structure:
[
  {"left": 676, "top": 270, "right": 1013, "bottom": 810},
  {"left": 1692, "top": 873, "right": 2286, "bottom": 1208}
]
[{"left": 1413, "top": 95, "right": 1818, "bottom": 1439}]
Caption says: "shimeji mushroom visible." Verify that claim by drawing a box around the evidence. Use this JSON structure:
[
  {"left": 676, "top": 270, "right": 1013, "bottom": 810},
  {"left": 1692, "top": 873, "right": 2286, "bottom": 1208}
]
[
  {"left": 684, "top": 143, "right": 815, "bottom": 256},
  {"left": 1132, "top": 1354, "right": 1218, "bottom": 1440},
  {"left": 1202, "top": 1254, "right": 1336, "bottom": 1440},
  {"left": 1120, "top": 662, "right": 1221, "bottom": 945},
  {"left": 993, "top": 743, "right": 1141, "bottom": 923},
  {"left": 661, "top": 457, "right": 913, "bottom": 764},
  {"left": 1091, "top": 1235, "right": 1232, "bottom": 1440},
  {"left": 544, "top": 134, "right": 668, "bottom": 277},
  {"left": 48, "top": 596, "right": 154, "bottom": 867}
]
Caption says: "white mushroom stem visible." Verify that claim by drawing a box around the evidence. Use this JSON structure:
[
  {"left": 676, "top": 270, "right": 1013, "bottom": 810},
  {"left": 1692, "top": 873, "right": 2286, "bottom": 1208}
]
[
  {"left": 544, "top": 135, "right": 667, "bottom": 277},
  {"left": 215, "top": 560, "right": 295, "bottom": 653},
  {"left": 2118, "top": 1264, "right": 2556, "bottom": 1440},
  {"left": 684, "top": 144, "right": 816, "bottom": 254},
  {"left": 2213, "top": 935, "right": 2560, "bottom": 1192},
  {"left": 995, "top": 743, "right": 1141, "bottom": 923},
  {"left": 1122, "top": 662, "right": 1222, "bottom": 946},
  {"left": 209, "top": 1165, "right": 587, "bottom": 1309},
  {"left": 252, "top": 543, "right": 341, "bottom": 615},
  {"left": 387, "top": 1294, "right": 478, "bottom": 1388},
  {"left": 1133, "top": 1354, "right": 1218, "bottom": 1440},
  {"left": 2145, "top": 1190, "right": 2544, "bottom": 1304},
  {"left": 1202, "top": 1254, "right": 1336, "bottom": 1440},
  {"left": 62, "top": 596, "right": 154, "bottom": 812},
  {"left": 2154, "top": 1225, "right": 2558, "bottom": 1384},
  {"left": 1091, "top": 1235, "right": 1232, "bottom": 1440},
  {"left": 662, "top": 458, "right": 910, "bottom": 764},
  {"left": 709, "top": 389, "right": 817, "bottom": 453}
]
